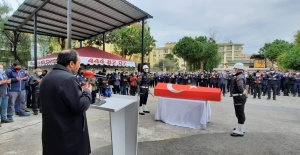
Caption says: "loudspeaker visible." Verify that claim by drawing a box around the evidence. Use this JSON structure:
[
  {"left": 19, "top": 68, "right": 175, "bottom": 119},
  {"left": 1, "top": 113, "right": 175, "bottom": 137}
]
[{"left": 138, "top": 63, "right": 150, "bottom": 72}]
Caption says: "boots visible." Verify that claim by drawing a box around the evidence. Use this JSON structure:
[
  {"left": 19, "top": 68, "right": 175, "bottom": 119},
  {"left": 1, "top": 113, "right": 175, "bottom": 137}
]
[
  {"left": 231, "top": 124, "right": 244, "bottom": 137},
  {"left": 143, "top": 105, "right": 150, "bottom": 113},
  {"left": 139, "top": 106, "right": 144, "bottom": 115}
]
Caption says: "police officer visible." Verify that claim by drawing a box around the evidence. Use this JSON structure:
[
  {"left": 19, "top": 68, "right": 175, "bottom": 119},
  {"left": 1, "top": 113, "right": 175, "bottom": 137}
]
[
  {"left": 267, "top": 69, "right": 278, "bottom": 100},
  {"left": 276, "top": 70, "right": 283, "bottom": 96},
  {"left": 262, "top": 72, "right": 268, "bottom": 96},
  {"left": 292, "top": 71, "right": 300, "bottom": 97},
  {"left": 282, "top": 72, "right": 292, "bottom": 96},
  {"left": 139, "top": 65, "right": 150, "bottom": 115},
  {"left": 231, "top": 63, "right": 247, "bottom": 137},
  {"left": 252, "top": 72, "right": 263, "bottom": 99}
]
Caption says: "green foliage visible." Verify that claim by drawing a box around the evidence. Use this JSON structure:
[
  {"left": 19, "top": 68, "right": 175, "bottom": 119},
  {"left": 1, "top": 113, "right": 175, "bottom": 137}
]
[
  {"left": 295, "top": 30, "right": 300, "bottom": 46},
  {"left": 173, "top": 36, "right": 220, "bottom": 71},
  {"left": 263, "top": 39, "right": 294, "bottom": 67},
  {"left": 165, "top": 53, "right": 178, "bottom": 64},
  {"left": 278, "top": 46, "right": 300, "bottom": 70},
  {"left": 0, "top": 0, "right": 31, "bottom": 66},
  {"left": 85, "top": 23, "right": 156, "bottom": 59},
  {"left": 156, "top": 59, "right": 178, "bottom": 71}
]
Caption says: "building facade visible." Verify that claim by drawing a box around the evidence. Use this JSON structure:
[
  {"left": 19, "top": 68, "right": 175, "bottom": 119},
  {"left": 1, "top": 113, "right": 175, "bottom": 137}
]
[
  {"left": 148, "top": 42, "right": 186, "bottom": 71},
  {"left": 218, "top": 41, "right": 244, "bottom": 68}
]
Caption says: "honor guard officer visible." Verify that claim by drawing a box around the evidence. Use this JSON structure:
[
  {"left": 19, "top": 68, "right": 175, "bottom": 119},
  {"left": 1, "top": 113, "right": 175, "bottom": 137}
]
[
  {"left": 231, "top": 63, "right": 247, "bottom": 137},
  {"left": 139, "top": 65, "right": 150, "bottom": 115},
  {"left": 267, "top": 69, "right": 278, "bottom": 100}
]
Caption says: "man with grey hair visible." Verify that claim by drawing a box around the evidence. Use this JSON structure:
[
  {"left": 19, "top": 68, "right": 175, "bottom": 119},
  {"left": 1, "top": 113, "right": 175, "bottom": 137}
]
[{"left": 29, "top": 68, "right": 43, "bottom": 115}]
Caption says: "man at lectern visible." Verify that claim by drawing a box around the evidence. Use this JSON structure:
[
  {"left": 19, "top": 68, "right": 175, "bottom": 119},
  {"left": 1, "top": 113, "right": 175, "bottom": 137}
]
[
  {"left": 40, "top": 49, "right": 92, "bottom": 155},
  {"left": 231, "top": 63, "right": 247, "bottom": 137},
  {"left": 139, "top": 65, "right": 150, "bottom": 115}
]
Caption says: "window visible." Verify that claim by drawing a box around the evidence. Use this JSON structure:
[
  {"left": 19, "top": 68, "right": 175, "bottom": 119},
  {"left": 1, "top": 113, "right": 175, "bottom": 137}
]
[
  {"left": 234, "top": 52, "right": 240, "bottom": 56},
  {"left": 226, "top": 46, "right": 232, "bottom": 50},
  {"left": 258, "top": 60, "right": 262, "bottom": 64},
  {"left": 226, "top": 58, "right": 232, "bottom": 62},
  {"left": 219, "top": 47, "right": 224, "bottom": 51},
  {"left": 226, "top": 52, "right": 232, "bottom": 56},
  {"left": 234, "top": 46, "right": 240, "bottom": 50}
]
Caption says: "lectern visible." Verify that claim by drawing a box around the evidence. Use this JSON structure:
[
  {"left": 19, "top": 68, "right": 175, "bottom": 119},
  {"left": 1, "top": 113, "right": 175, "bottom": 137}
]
[{"left": 91, "top": 95, "right": 139, "bottom": 155}]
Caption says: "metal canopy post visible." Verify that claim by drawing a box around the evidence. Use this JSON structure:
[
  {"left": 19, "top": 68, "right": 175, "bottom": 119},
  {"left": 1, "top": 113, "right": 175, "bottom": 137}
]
[
  {"left": 67, "top": 0, "right": 72, "bottom": 49},
  {"left": 103, "top": 33, "right": 106, "bottom": 51},
  {"left": 141, "top": 19, "right": 145, "bottom": 72},
  {"left": 34, "top": 13, "right": 37, "bottom": 69},
  {"left": 79, "top": 41, "right": 82, "bottom": 48}
]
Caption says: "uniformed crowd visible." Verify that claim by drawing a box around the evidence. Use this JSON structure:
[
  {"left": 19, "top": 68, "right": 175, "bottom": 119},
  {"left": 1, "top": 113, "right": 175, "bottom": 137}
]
[{"left": 144, "top": 69, "right": 300, "bottom": 100}]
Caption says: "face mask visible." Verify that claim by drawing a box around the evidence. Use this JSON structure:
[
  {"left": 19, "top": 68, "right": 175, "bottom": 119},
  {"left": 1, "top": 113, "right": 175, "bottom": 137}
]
[
  {"left": 37, "top": 72, "right": 42, "bottom": 76},
  {"left": 14, "top": 67, "right": 21, "bottom": 70},
  {"left": 0, "top": 69, "right": 3, "bottom": 73}
]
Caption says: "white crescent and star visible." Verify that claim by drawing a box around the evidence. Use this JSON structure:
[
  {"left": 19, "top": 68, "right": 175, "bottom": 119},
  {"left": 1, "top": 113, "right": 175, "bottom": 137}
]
[{"left": 167, "top": 83, "right": 197, "bottom": 93}]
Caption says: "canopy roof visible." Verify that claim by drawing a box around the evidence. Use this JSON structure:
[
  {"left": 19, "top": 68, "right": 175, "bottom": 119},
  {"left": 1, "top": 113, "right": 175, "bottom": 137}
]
[
  {"left": 28, "top": 46, "right": 135, "bottom": 67},
  {"left": 4, "top": 0, "right": 152, "bottom": 40}
]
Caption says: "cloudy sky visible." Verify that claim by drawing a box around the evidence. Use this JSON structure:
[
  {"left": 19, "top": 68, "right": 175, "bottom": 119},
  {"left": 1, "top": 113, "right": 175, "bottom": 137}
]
[{"left": 9, "top": 0, "right": 300, "bottom": 54}]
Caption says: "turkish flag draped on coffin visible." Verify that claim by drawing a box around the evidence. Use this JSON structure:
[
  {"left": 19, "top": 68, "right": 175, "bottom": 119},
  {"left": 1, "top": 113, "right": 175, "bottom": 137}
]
[{"left": 154, "top": 83, "right": 221, "bottom": 101}]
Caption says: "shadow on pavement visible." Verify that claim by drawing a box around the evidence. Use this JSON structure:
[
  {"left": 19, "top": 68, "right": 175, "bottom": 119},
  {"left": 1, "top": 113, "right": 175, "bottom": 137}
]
[{"left": 92, "top": 132, "right": 300, "bottom": 155}]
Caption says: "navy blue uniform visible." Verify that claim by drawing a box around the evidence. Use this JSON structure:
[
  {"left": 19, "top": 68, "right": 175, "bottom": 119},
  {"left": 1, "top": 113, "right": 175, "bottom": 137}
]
[{"left": 267, "top": 73, "right": 278, "bottom": 100}]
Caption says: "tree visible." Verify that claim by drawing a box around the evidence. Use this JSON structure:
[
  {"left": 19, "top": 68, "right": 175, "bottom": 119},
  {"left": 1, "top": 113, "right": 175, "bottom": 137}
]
[
  {"left": 295, "top": 30, "right": 300, "bottom": 46},
  {"left": 155, "top": 59, "right": 178, "bottom": 71},
  {"left": 279, "top": 46, "right": 300, "bottom": 70},
  {"left": 85, "top": 23, "right": 156, "bottom": 60},
  {"left": 165, "top": 53, "right": 178, "bottom": 64},
  {"left": 0, "top": 0, "right": 31, "bottom": 66},
  {"left": 263, "top": 39, "right": 294, "bottom": 68},
  {"left": 173, "top": 36, "right": 220, "bottom": 71}
]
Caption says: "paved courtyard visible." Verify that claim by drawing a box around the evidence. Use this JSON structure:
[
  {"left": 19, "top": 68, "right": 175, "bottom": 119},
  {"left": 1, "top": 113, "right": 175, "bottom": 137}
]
[{"left": 0, "top": 88, "right": 300, "bottom": 155}]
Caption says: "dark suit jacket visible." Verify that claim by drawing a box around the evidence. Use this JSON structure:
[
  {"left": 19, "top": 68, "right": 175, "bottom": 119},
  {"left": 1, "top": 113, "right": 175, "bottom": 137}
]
[{"left": 40, "top": 64, "right": 92, "bottom": 155}]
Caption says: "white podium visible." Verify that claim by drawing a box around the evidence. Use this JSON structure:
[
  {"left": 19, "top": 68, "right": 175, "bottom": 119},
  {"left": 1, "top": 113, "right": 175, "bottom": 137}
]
[{"left": 91, "top": 95, "right": 139, "bottom": 155}]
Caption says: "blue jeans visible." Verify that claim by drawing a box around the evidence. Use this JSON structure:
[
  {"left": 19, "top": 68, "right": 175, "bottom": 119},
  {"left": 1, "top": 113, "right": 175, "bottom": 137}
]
[
  {"left": 120, "top": 85, "right": 126, "bottom": 95},
  {"left": 0, "top": 95, "right": 9, "bottom": 120}
]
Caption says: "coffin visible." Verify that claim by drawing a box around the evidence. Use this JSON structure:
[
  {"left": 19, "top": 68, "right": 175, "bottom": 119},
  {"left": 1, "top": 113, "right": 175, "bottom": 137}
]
[{"left": 154, "top": 83, "right": 221, "bottom": 102}]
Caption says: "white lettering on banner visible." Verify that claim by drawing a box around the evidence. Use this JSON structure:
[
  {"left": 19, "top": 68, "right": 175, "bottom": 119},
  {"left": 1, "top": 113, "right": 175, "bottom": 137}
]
[
  {"left": 84, "top": 57, "right": 129, "bottom": 66},
  {"left": 28, "top": 57, "right": 135, "bottom": 67}
]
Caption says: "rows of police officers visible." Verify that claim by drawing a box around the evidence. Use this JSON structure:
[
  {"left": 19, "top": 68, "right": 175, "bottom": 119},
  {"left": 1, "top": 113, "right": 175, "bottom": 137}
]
[{"left": 148, "top": 68, "right": 300, "bottom": 100}]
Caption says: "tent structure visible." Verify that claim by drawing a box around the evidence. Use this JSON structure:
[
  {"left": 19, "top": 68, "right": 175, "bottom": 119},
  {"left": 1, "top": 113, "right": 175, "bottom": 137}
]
[
  {"left": 28, "top": 46, "right": 135, "bottom": 67},
  {"left": 3, "top": 0, "right": 152, "bottom": 70}
]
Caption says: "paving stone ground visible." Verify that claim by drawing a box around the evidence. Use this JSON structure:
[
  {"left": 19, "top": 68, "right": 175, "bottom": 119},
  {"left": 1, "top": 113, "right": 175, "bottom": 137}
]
[{"left": 1, "top": 88, "right": 299, "bottom": 155}]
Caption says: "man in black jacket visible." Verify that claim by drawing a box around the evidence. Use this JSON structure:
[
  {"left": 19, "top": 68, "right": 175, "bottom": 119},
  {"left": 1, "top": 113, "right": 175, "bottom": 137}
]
[
  {"left": 40, "top": 49, "right": 92, "bottom": 155},
  {"left": 29, "top": 68, "right": 43, "bottom": 115}
]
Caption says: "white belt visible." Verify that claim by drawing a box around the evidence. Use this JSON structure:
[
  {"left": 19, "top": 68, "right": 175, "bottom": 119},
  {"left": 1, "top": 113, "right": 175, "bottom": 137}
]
[
  {"left": 232, "top": 94, "right": 244, "bottom": 96},
  {"left": 140, "top": 86, "right": 149, "bottom": 88}
]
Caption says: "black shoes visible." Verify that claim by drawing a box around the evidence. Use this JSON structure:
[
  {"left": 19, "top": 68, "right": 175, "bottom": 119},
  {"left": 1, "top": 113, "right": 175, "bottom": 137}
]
[
  {"left": 1, "top": 119, "right": 13, "bottom": 123},
  {"left": 34, "top": 111, "right": 38, "bottom": 115},
  {"left": 267, "top": 98, "right": 270, "bottom": 100},
  {"left": 230, "top": 132, "right": 244, "bottom": 137}
]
